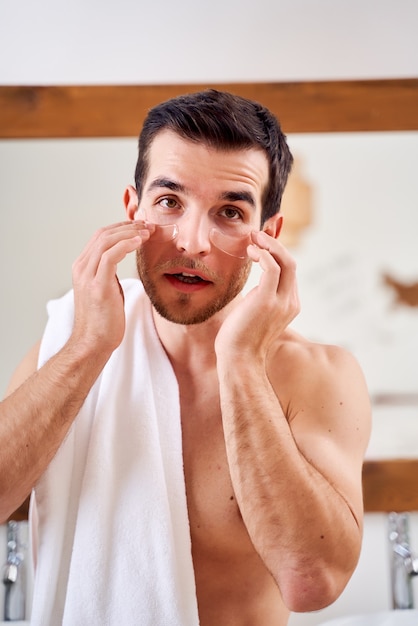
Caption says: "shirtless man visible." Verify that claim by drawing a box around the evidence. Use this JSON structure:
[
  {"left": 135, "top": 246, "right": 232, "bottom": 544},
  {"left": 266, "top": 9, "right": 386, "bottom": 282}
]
[{"left": 0, "top": 90, "right": 371, "bottom": 625}]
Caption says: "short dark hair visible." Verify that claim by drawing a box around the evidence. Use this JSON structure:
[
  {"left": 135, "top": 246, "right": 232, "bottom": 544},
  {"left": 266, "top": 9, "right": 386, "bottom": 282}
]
[{"left": 134, "top": 89, "right": 293, "bottom": 225}]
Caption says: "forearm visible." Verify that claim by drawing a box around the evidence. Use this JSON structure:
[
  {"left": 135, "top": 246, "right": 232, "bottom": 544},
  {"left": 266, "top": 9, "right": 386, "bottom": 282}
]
[
  {"left": 0, "top": 339, "right": 111, "bottom": 522},
  {"left": 218, "top": 360, "right": 361, "bottom": 610},
  {"left": 0, "top": 222, "right": 149, "bottom": 522}
]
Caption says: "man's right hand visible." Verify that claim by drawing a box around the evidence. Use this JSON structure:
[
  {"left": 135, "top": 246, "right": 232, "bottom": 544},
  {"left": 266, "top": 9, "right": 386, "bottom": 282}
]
[
  {"left": 0, "top": 220, "right": 153, "bottom": 521},
  {"left": 70, "top": 220, "right": 153, "bottom": 355}
]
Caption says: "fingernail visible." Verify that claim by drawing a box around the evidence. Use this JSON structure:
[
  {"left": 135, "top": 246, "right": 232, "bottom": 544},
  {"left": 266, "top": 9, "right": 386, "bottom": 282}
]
[
  {"left": 137, "top": 229, "right": 151, "bottom": 239},
  {"left": 257, "top": 231, "right": 270, "bottom": 244}
]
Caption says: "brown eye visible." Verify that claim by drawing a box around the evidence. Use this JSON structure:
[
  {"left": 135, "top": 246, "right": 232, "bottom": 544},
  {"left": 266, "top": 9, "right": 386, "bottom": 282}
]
[
  {"left": 160, "top": 197, "right": 178, "bottom": 209},
  {"left": 221, "top": 207, "right": 242, "bottom": 220}
]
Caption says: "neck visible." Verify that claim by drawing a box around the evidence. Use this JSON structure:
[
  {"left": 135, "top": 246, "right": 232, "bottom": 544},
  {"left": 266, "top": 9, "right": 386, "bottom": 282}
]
[{"left": 151, "top": 294, "right": 242, "bottom": 372}]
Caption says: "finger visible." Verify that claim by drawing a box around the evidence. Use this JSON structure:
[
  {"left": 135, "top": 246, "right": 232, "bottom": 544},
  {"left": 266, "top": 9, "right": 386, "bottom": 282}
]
[
  {"left": 247, "top": 244, "right": 281, "bottom": 293},
  {"left": 94, "top": 235, "right": 146, "bottom": 286},
  {"left": 250, "top": 231, "right": 298, "bottom": 295},
  {"left": 247, "top": 244, "right": 300, "bottom": 329},
  {"left": 76, "top": 221, "right": 151, "bottom": 264},
  {"left": 74, "top": 223, "right": 151, "bottom": 280},
  {"left": 73, "top": 231, "right": 146, "bottom": 291}
]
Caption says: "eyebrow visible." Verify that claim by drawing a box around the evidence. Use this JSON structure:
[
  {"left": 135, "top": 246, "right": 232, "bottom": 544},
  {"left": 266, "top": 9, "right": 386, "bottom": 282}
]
[
  {"left": 147, "top": 177, "right": 256, "bottom": 210},
  {"left": 220, "top": 190, "right": 256, "bottom": 210},
  {"left": 147, "top": 177, "right": 187, "bottom": 194}
]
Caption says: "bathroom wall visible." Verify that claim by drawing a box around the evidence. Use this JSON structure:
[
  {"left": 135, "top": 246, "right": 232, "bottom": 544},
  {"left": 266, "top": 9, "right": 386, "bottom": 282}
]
[{"left": 1, "top": 0, "right": 417, "bottom": 623}]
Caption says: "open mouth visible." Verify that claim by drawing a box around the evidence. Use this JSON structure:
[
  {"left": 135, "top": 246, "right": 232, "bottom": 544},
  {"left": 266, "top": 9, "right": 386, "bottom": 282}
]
[
  {"left": 171, "top": 272, "right": 208, "bottom": 284},
  {"left": 164, "top": 270, "right": 214, "bottom": 291}
]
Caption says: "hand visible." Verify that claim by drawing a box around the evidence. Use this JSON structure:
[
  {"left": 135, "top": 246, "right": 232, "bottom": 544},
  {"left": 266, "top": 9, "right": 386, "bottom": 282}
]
[
  {"left": 215, "top": 230, "right": 300, "bottom": 359},
  {"left": 70, "top": 220, "right": 153, "bottom": 355}
]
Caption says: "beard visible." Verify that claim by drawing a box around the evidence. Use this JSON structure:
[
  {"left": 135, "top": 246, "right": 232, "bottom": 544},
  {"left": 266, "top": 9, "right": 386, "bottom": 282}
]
[{"left": 135, "top": 249, "right": 252, "bottom": 325}]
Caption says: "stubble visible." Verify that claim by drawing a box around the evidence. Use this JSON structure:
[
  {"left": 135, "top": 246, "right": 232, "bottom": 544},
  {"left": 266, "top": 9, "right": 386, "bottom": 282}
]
[{"left": 135, "top": 249, "right": 252, "bottom": 325}]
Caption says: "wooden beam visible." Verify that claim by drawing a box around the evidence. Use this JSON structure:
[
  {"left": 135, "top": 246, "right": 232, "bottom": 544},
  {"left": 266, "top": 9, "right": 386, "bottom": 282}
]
[
  {"left": 0, "top": 79, "right": 417, "bottom": 139},
  {"left": 363, "top": 459, "right": 418, "bottom": 513}
]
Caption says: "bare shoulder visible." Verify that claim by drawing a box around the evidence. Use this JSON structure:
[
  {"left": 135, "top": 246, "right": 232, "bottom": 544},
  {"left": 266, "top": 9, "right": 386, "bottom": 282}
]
[
  {"left": 269, "top": 329, "right": 368, "bottom": 403},
  {"left": 3, "top": 340, "right": 41, "bottom": 398},
  {"left": 268, "top": 329, "right": 371, "bottom": 462}
]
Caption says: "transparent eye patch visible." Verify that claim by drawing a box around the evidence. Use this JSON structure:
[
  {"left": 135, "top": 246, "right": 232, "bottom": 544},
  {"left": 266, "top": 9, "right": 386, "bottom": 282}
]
[{"left": 137, "top": 208, "right": 252, "bottom": 259}]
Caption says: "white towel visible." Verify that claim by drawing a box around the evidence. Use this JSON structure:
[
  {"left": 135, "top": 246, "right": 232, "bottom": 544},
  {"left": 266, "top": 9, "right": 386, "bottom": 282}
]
[{"left": 29, "top": 279, "right": 199, "bottom": 626}]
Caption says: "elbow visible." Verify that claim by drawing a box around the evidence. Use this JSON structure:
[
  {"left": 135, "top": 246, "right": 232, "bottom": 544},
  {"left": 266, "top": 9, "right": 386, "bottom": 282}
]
[
  {"left": 0, "top": 505, "right": 14, "bottom": 525},
  {"left": 277, "top": 562, "right": 353, "bottom": 613},
  {"left": 272, "top": 532, "right": 362, "bottom": 612},
  {"left": 0, "top": 489, "right": 31, "bottom": 526},
  {"left": 0, "top": 504, "right": 16, "bottom": 525}
]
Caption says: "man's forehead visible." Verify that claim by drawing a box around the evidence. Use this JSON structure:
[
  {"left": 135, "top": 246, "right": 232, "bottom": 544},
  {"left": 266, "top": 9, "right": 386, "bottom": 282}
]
[
  {"left": 146, "top": 130, "right": 269, "bottom": 183},
  {"left": 147, "top": 129, "right": 267, "bottom": 163}
]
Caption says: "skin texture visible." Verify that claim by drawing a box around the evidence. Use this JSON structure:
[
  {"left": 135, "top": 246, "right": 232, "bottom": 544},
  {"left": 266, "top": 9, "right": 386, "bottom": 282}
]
[{"left": 0, "top": 130, "right": 371, "bottom": 626}]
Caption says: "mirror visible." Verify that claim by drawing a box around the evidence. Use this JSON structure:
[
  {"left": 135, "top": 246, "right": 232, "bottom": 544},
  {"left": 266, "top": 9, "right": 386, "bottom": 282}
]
[{"left": 0, "top": 80, "right": 417, "bottom": 518}]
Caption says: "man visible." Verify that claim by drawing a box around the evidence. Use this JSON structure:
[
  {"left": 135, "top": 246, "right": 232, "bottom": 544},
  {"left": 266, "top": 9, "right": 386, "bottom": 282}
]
[{"left": 0, "top": 90, "right": 371, "bottom": 625}]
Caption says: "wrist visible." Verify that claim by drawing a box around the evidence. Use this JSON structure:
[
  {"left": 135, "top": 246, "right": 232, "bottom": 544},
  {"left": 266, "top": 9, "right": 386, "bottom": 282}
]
[
  {"left": 63, "top": 334, "right": 115, "bottom": 373},
  {"left": 216, "top": 350, "right": 266, "bottom": 380}
]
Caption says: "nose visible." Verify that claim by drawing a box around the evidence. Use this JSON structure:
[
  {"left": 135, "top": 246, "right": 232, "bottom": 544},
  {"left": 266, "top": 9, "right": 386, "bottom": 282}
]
[{"left": 175, "top": 213, "right": 212, "bottom": 256}]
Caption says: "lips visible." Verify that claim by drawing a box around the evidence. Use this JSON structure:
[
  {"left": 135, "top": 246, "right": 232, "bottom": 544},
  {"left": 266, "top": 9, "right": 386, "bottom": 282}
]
[
  {"left": 165, "top": 268, "right": 213, "bottom": 291},
  {"left": 172, "top": 272, "right": 206, "bottom": 284},
  {"left": 165, "top": 265, "right": 213, "bottom": 282}
]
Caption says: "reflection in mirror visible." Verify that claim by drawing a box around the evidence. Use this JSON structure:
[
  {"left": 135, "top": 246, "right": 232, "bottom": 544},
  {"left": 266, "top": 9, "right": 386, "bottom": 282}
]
[{"left": 1, "top": 134, "right": 418, "bottom": 428}]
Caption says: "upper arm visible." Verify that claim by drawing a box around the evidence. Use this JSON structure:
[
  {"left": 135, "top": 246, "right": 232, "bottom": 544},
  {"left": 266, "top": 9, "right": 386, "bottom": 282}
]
[
  {"left": 278, "top": 344, "right": 372, "bottom": 522},
  {"left": 3, "top": 340, "right": 42, "bottom": 399}
]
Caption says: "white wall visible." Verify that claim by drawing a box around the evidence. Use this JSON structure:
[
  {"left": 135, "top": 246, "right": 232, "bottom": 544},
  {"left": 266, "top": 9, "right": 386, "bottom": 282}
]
[
  {"left": 0, "top": 0, "right": 417, "bottom": 84},
  {"left": 1, "top": 0, "right": 417, "bottom": 623}
]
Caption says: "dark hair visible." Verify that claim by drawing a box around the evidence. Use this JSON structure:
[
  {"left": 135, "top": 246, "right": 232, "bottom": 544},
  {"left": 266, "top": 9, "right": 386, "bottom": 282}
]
[{"left": 134, "top": 89, "right": 293, "bottom": 225}]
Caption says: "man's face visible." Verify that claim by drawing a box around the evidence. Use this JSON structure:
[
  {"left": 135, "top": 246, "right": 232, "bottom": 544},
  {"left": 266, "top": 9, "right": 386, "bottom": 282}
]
[{"left": 132, "top": 130, "right": 269, "bottom": 325}]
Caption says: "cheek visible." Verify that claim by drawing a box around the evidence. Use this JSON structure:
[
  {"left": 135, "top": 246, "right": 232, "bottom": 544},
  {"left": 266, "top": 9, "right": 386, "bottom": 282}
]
[
  {"left": 214, "top": 256, "right": 252, "bottom": 289},
  {"left": 140, "top": 239, "right": 169, "bottom": 261},
  {"left": 135, "top": 243, "right": 154, "bottom": 272},
  {"left": 136, "top": 239, "right": 176, "bottom": 274},
  {"left": 235, "top": 257, "right": 253, "bottom": 284}
]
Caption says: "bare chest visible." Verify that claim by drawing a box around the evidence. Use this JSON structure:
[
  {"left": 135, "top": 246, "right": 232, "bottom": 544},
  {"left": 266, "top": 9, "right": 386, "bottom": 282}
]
[
  {"left": 177, "top": 372, "right": 287, "bottom": 625},
  {"left": 178, "top": 374, "right": 251, "bottom": 554}
]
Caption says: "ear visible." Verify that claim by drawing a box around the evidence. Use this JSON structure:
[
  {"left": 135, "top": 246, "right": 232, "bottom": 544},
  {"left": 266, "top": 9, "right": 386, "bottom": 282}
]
[
  {"left": 262, "top": 213, "right": 283, "bottom": 240},
  {"left": 123, "top": 185, "right": 139, "bottom": 221}
]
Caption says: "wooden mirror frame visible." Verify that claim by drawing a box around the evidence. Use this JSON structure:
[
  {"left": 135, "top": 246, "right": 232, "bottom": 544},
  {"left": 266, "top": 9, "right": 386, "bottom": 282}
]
[
  {"left": 0, "top": 79, "right": 417, "bottom": 137},
  {"left": 1, "top": 79, "right": 418, "bottom": 519}
]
